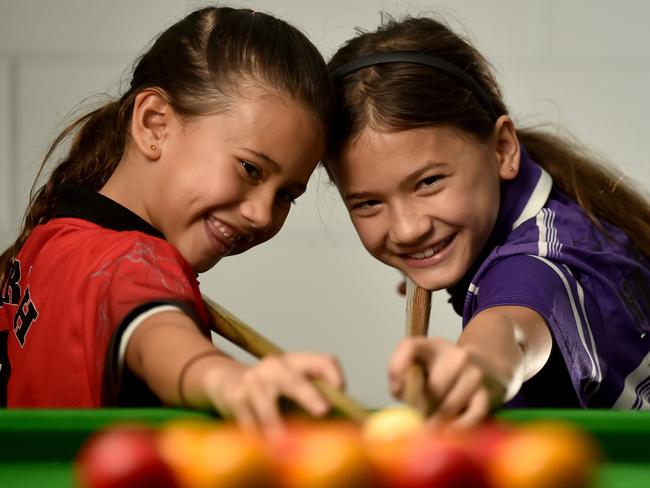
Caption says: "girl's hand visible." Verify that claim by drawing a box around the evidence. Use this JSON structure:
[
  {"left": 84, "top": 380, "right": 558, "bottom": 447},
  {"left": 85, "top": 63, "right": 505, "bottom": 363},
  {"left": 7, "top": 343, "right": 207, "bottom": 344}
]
[
  {"left": 388, "top": 336, "right": 507, "bottom": 430},
  {"left": 200, "top": 352, "right": 344, "bottom": 435},
  {"left": 126, "top": 309, "right": 347, "bottom": 436},
  {"left": 388, "top": 306, "right": 552, "bottom": 430}
]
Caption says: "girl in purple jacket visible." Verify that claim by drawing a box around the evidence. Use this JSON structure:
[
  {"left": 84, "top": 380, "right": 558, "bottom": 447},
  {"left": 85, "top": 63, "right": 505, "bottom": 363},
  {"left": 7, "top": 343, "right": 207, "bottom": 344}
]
[{"left": 325, "top": 15, "right": 650, "bottom": 428}]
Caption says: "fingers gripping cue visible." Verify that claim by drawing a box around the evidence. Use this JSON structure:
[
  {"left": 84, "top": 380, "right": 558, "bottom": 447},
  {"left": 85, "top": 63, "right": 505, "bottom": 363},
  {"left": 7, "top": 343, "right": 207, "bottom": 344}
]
[
  {"left": 202, "top": 295, "right": 368, "bottom": 422},
  {"left": 404, "top": 278, "right": 433, "bottom": 414}
]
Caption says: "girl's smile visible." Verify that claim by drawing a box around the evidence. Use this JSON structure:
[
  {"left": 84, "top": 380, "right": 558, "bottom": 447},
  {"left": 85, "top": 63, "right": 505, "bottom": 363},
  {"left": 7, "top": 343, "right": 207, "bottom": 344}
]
[
  {"left": 204, "top": 214, "right": 245, "bottom": 257},
  {"left": 401, "top": 233, "right": 457, "bottom": 268}
]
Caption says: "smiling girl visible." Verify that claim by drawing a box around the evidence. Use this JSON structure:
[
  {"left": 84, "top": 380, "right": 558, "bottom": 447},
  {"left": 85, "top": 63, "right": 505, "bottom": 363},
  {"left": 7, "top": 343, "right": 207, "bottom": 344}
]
[
  {"left": 0, "top": 6, "right": 343, "bottom": 432},
  {"left": 326, "top": 16, "right": 650, "bottom": 427}
]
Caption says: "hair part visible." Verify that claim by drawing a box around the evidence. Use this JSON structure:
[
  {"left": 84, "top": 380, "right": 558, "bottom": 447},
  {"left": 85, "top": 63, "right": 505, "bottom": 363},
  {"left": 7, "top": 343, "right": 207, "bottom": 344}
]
[
  {"left": 325, "top": 14, "right": 650, "bottom": 258},
  {"left": 1, "top": 6, "right": 333, "bottom": 281}
]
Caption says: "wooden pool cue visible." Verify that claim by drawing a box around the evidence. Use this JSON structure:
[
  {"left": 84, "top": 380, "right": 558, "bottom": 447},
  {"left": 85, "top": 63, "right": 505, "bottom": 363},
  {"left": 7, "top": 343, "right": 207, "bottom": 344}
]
[
  {"left": 202, "top": 295, "right": 369, "bottom": 423},
  {"left": 404, "top": 278, "right": 432, "bottom": 414}
]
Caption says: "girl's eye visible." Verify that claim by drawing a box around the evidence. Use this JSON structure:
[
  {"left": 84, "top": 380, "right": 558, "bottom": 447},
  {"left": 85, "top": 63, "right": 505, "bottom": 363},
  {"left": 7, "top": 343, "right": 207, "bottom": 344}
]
[
  {"left": 240, "top": 160, "right": 261, "bottom": 180},
  {"left": 277, "top": 190, "right": 297, "bottom": 206},
  {"left": 351, "top": 199, "right": 381, "bottom": 211},
  {"left": 419, "top": 175, "right": 440, "bottom": 188}
]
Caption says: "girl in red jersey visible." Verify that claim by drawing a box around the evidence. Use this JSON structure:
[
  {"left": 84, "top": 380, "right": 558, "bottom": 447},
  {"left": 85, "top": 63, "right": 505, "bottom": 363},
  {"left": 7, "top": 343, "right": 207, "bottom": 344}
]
[{"left": 0, "top": 6, "right": 342, "bottom": 433}]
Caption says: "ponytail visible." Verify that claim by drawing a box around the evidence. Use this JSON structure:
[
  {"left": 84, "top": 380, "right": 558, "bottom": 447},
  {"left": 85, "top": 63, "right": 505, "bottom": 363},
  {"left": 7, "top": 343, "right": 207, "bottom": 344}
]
[
  {"left": 0, "top": 93, "right": 134, "bottom": 282},
  {"left": 518, "top": 128, "right": 650, "bottom": 258}
]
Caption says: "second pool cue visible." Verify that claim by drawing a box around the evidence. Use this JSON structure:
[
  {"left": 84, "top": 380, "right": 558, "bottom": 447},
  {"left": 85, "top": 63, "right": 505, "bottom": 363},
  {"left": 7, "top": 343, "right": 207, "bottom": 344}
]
[
  {"left": 404, "top": 277, "right": 432, "bottom": 414},
  {"left": 202, "top": 295, "right": 369, "bottom": 423}
]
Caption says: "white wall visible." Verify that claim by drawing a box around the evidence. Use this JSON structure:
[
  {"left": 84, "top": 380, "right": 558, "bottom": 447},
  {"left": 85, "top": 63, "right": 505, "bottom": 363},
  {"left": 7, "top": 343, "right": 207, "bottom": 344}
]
[{"left": 1, "top": 0, "right": 649, "bottom": 409}]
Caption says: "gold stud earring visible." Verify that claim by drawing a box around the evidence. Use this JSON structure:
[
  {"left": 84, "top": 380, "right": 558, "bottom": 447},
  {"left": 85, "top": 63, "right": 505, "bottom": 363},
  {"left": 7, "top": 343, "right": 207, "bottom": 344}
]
[
  {"left": 150, "top": 144, "right": 157, "bottom": 151},
  {"left": 509, "top": 166, "right": 515, "bottom": 171}
]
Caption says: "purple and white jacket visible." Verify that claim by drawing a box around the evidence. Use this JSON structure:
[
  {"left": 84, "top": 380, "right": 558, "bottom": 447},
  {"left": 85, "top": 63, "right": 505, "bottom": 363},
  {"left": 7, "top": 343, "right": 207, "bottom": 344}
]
[{"left": 447, "top": 148, "right": 650, "bottom": 409}]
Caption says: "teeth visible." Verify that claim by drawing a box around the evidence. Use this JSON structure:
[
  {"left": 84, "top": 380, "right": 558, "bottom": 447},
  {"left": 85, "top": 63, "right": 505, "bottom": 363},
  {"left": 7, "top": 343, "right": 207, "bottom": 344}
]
[
  {"left": 408, "top": 237, "right": 451, "bottom": 259},
  {"left": 209, "top": 216, "right": 240, "bottom": 243},
  {"left": 411, "top": 248, "right": 434, "bottom": 259}
]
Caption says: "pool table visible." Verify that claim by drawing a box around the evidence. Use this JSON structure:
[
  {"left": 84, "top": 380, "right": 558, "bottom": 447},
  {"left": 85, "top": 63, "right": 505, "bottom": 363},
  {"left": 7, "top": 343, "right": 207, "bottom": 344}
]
[{"left": 0, "top": 408, "right": 648, "bottom": 487}]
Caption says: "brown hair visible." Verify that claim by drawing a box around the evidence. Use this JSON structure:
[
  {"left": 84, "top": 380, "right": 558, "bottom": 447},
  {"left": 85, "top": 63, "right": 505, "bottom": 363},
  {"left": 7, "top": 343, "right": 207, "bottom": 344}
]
[
  {"left": 0, "top": 6, "right": 333, "bottom": 281},
  {"left": 325, "top": 16, "right": 650, "bottom": 257}
]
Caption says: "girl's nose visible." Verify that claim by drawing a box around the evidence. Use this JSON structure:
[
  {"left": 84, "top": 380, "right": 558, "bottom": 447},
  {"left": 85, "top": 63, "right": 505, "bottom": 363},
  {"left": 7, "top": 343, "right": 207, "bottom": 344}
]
[
  {"left": 388, "top": 202, "right": 433, "bottom": 246},
  {"left": 240, "top": 194, "right": 274, "bottom": 234}
]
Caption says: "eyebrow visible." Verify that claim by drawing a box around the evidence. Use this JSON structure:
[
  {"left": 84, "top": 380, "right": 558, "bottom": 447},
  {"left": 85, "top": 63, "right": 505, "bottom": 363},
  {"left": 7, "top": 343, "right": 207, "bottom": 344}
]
[
  {"left": 241, "top": 147, "right": 307, "bottom": 195},
  {"left": 241, "top": 147, "right": 280, "bottom": 171},
  {"left": 344, "top": 161, "right": 447, "bottom": 201}
]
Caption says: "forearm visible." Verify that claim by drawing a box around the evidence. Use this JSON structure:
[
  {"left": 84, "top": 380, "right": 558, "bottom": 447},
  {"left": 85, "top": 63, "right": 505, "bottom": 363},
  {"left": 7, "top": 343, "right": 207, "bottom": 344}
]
[
  {"left": 125, "top": 310, "right": 239, "bottom": 409},
  {"left": 458, "top": 306, "right": 552, "bottom": 401}
]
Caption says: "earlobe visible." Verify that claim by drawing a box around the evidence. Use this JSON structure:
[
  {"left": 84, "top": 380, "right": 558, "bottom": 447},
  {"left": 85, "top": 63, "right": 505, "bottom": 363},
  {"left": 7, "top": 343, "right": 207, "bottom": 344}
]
[
  {"left": 130, "top": 89, "right": 170, "bottom": 161},
  {"left": 493, "top": 115, "right": 520, "bottom": 180}
]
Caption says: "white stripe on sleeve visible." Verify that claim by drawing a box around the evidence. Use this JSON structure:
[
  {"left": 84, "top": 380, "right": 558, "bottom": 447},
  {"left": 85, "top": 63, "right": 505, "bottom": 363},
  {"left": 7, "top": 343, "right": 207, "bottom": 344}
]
[
  {"left": 530, "top": 255, "right": 602, "bottom": 398},
  {"left": 613, "top": 350, "right": 650, "bottom": 410},
  {"left": 117, "top": 305, "right": 182, "bottom": 377}
]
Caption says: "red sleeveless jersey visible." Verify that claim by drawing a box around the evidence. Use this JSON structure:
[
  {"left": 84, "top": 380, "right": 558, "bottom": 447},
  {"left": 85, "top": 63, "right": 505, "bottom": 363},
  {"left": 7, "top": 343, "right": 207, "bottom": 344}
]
[{"left": 0, "top": 185, "right": 211, "bottom": 406}]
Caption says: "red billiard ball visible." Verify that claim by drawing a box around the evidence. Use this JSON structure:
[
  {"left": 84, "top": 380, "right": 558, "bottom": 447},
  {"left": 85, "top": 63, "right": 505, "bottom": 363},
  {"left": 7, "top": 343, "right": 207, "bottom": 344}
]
[{"left": 75, "top": 424, "right": 178, "bottom": 488}]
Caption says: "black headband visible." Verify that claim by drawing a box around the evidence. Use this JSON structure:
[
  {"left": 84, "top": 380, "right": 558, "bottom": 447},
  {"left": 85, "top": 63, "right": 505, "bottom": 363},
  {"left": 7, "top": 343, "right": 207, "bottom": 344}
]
[{"left": 331, "top": 51, "right": 499, "bottom": 122}]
